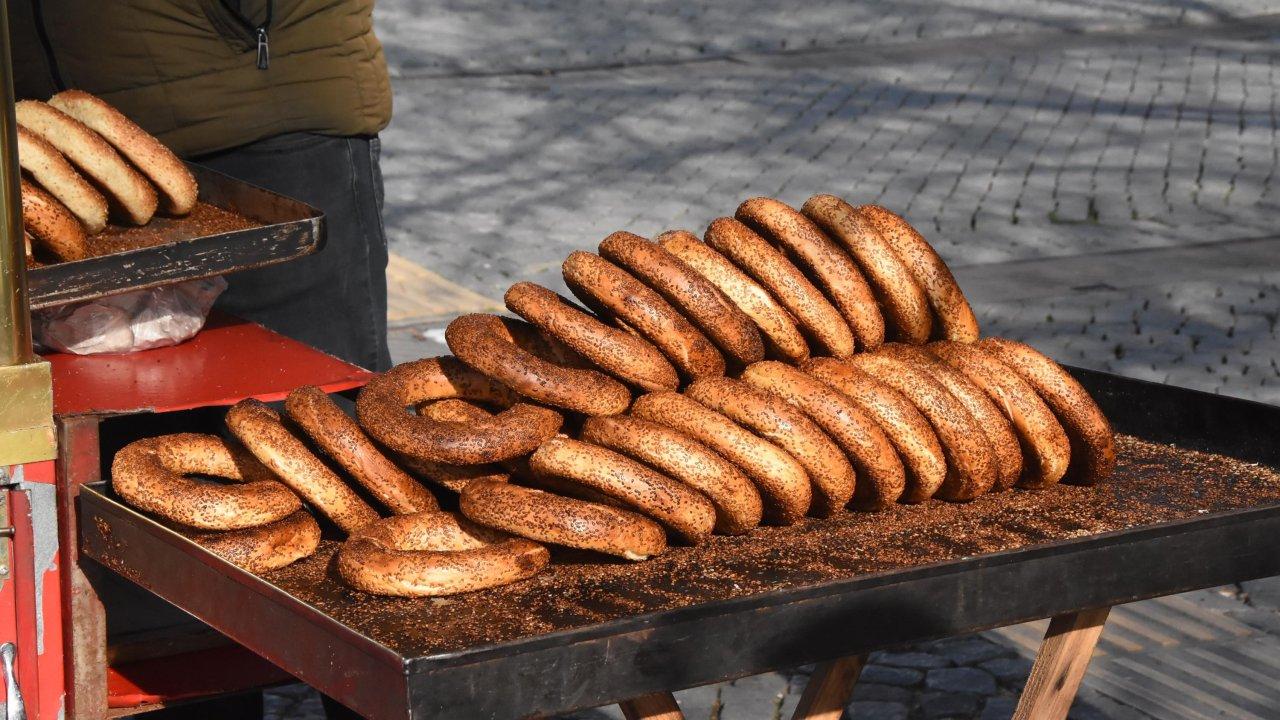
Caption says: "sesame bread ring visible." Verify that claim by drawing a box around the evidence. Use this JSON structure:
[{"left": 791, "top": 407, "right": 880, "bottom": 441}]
[
  {"left": 631, "top": 391, "right": 811, "bottom": 524},
  {"left": 529, "top": 437, "right": 716, "bottom": 543},
  {"left": 685, "top": 377, "right": 855, "bottom": 517},
  {"left": 705, "top": 217, "right": 854, "bottom": 357},
  {"left": 740, "top": 361, "right": 906, "bottom": 510},
  {"left": 977, "top": 338, "right": 1116, "bottom": 485},
  {"left": 599, "top": 231, "right": 765, "bottom": 366},
  {"left": 188, "top": 510, "right": 321, "bottom": 574},
  {"left": 356, "top": 357, "right": 563, "bottom": 465},
  {"left": 460, "top": 479, "right": 667, "bottom": 560},
  {"left": 21, "top": 179, "right": 90, "bottom": 262},
  {"left": 845, "top": 354, "right": 996, "bottom": 501},
  {"left": 928, "top": 341, "right": 1072, "bottom": 488},
  {"left": 446, "top": 313, "right": 631, "bottom": 416},
  {"left": 803, "top": 358, "right": 947, "bottom": 503},
  {"left": 657, "top": 230, "right": 809, "bottom": 363},
  {"left": 16, "top": 100, "right": 158, "bottom": 225},
  {"left": 227, "top": 399, "right": 380, "bottom": 534},
  {"left": 579, "top": 416, "right": 762, "bottom": 534},
  {"left": 802, "top": 195, "right": 933, "bottom": 344},
  {"left": 285, "top": 386, "right": 438, "bottom": 514},
  {"left": 397, "top": 400, "right": 512, "bottom": 493},
  {"left": 506, "top": 282, "right": 679, "bottom": 391},
  {"left": 49, "top": 90, "right": 198, "bottom": 216},
  {"left": 737, "top": 198, "right": 884, "bottom": 351},
  {"left": 16, "top": 126, "right": 107, "bottom": 233},
  {"left": 111, "top": 433, "right": 301, "bottom": 530},
  {"left": 858, "top": 205, "right": 979, "bottom": 341},
  {"left": 563, "top": 251, "right": 725, "bottom": 379},
  {"left": 877, "top": 344, "right": 1023, "bottom": 491},
  {"left": 337, "top": 511, "right": 549, "bottom": 597}
]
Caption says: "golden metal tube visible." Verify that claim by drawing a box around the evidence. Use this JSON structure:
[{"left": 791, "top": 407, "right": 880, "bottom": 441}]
[{"left": 0, "top": 0, "right": 31, "bottom": 367}]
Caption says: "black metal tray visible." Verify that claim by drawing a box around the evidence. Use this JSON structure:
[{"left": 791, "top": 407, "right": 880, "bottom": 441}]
[
  {"left": 77, "top": 369, "right": 1280, "bottom": 720},
  {"left": 28, "top": 163, "right": 325, "bottom": 310}
]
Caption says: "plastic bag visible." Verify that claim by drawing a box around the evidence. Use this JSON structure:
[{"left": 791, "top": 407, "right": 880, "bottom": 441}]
[{"left": 33, "top": 276, "right": 227, "bottom": 355}]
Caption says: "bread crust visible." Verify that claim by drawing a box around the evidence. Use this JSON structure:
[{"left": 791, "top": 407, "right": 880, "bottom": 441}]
[
  {"left": 20, "top": 179, "right": 90, "bottom": 261},
  {"left": 658, "top": 230, "right": 809, "bottom": 362},
  {"left": 190, "top": 510, "right": 320, "bottom": 573},
  {"left": 50, "top": 90, "right": 198, "bottom": 215},
  {"left": 16, "top": 99, "right": 158, "bottom": 225},
  {"left": 17, "top": 126, "right": 108, "bottom": 233},
  {"left": 737, "top": 197, "right": 884, "bottom": 350}
]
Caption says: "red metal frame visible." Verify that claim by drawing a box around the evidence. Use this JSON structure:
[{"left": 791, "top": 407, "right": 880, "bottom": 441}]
[{"left": 6, "top": 315, "right": 376, "bottom": 718}]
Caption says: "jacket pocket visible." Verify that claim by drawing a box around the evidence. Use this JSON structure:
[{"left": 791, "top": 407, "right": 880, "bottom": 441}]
[{"left": 198, "top": 0, "right": 263, "bottom": 51}]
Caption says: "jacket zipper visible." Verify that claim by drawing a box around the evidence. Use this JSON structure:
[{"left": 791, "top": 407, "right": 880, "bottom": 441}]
[{"left": 217, "top": 0, "right": 274, "bottom": 69}]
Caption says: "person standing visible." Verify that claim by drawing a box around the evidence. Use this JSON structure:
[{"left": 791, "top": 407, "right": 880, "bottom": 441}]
[{"left": 9, "top": 0, "right": 394, "bottom": 371}]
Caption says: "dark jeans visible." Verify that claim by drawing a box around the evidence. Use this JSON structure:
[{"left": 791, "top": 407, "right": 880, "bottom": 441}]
[{"left": 195, "top": 133, "right": 392, "bottom": 371}]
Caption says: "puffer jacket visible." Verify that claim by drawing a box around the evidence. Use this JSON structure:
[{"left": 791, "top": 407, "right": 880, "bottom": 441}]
[{"left": 8, "top": 0, "right": 393, "bottom": 156}]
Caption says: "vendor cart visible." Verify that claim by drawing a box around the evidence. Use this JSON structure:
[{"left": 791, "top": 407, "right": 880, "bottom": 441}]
[{"left": 2, "top": 7, "right": 1279, "bottom": 720}]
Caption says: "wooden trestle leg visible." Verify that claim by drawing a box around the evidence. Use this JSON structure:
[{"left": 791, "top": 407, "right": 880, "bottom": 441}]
[
  {"left": 1013, "top": 606, "right": 1111, "bottom": 720},
  {"left": 790, "top": 655, "right": 868, "bottom": 720},
  {"left": 619, "top": 691, "right": 685, "bottom": 720}
]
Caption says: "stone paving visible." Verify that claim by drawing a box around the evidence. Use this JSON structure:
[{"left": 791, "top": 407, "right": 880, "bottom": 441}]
[{"left": 270, "top": 0, "right": 1280, "bottom": 717}]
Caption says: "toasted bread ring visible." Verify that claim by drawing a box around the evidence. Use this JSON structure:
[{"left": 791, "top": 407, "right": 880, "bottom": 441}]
[
  {"left": 658, "top": 230, "right": 809, "bottom": 362},
  {"left": 859, "top": 205, "right": 979, "bottom": 341},
  {"left": 50, "top": 90, "right": 198, "bottom": 216},
  {"left": 17, "top": 126, "right": 107, "bottom": 233},
  {"left": 845, "top": 354, "right": 996, "bottom": 501},
  {"left": 740, "top": 361, "right": 906, "bottom": 510},
  {"left": 686, "top": 377, "right": 855, "bottom": 517},
  {"left": 446, "top": 314, "right": 631, "bottom": 416},
  {"left": 802, "top": 195, "right": 932, "bottom": 343},
  {"left": 579, "top": 416, "right": 762, "bottom": 535},
  {"left": 599, "top": 231, "right": 765, "bottom": 366},
  {"left": 705, "top": 217, "right": 854, "bottom": 357},
  {"left": 803, "top": 358, "right": 947, "bottom": 503},
  {"left": 877, "top": 343, "right": 1023, "bottom": 491},
  {"left": 978, "top": 338, "right": 1115, "bottom": 485},
  {"left": 285, "top": 386, "right": 438, "bottom": 514},
  {"left": 16, "top": 100, "right": 158, "bottom": 225},
  {"left": 928, "top": 341, "right": 1071, "bottom": 488},
  {"left": 563, "top": 251, "right": 725, "bottom": 379},
  {"left": 337, "top": 511, "right": 549, "bottom": 596},
  {"left": 737, "top": 197, "right": 884, "bottom": 351},
  {"left": 111, "top": 433, "right": 301, "bottom": 530},
  {"left": 460, "top": 479, "right": 667, "bottom": 560},
  {"left": 226, "top": 399, "right": 380, "bottom": 534},
  {"left": 631, "top": 391, "right": 811, "bottom": 524},
  {"left": 396, "top": 400, "right": 512, "bottom": 493},
  {"left": 505, "top": 282, "right": 678, "bottom": 392},
  {"left": 529, "top": 437, "right": 715, "bottom": 543},
  {"left": 188, "top": 511, "right": 320, "bottom": 573},
  {"left": 21, "top": 179, "right": 90, "bottom": 261},
  {"left": 357, "top": 357, "right": 563, "bottom": 465}
]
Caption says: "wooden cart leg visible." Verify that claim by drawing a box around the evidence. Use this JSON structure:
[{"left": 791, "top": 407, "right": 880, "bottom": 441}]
[
  {"left": 790, "top": 655, "right": 867, "bottom": 720},
  {"left": 619, "top": 691, "right": 684, "bottom": 720},
  {"left": 1013, "top": 606, "right": 1111, "bottom": 720}
]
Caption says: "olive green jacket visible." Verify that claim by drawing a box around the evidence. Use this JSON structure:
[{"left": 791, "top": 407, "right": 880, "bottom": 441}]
[{"left": 9, "top": 0, "right": 393, "bottom": 156}]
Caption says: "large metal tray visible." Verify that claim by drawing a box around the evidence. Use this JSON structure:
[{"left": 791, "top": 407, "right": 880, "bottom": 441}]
[
  {"left": 78, "top": 369, "right": 1280, "bottom": 720},
  {"left": 27, "top": 163, "right": 325, "bottom": 309}
]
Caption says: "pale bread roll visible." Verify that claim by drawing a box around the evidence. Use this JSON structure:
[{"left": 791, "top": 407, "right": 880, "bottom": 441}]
[
  {"left": 16, "top": 126, "right": 108, "bottom": 233},
  {"left": 21, "top": 179, "right": 90, "bottom": 261},
  {"left": 50, "top": 90, "right": 198, "bottom": 216},
  {"left": 16, "top": 100, "right": 157, "bottom": 225}
]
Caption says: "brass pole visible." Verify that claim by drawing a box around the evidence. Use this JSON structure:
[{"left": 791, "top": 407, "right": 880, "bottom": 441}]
[
  {"left": 0, "top": 0, "right": 30, "bottom": 366},
  {"left": 0, "top": 0, "right": 54, "bottom": 465}
]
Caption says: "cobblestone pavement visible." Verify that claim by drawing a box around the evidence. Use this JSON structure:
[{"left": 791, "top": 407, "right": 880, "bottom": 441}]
[{"left": 271, "top": 0, "right": 1280, "bottom": 717}]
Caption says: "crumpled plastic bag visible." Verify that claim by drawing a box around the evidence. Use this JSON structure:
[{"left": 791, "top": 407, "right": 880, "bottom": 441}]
[{"left": 33, "top": 276, "right": 227, "bottom": 355}]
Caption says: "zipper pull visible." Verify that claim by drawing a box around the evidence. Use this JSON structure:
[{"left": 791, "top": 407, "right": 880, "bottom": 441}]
[{"left": 256, "top": 27, "right": 270, "bottom": 70}]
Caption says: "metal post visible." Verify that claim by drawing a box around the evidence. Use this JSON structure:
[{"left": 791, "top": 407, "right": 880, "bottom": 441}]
[{"left": 0, "top": 0, "right": 54, "bottom": 465}]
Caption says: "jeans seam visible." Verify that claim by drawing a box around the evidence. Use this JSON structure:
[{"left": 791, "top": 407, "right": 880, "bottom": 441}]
[{"left": 345, "top": 138, "right": 384, "bottom": 370}]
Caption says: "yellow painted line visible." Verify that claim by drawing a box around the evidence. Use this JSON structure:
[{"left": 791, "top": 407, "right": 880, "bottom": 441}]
[{"left": 385, "top": 252, "right": 503, "bottom": 326}]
